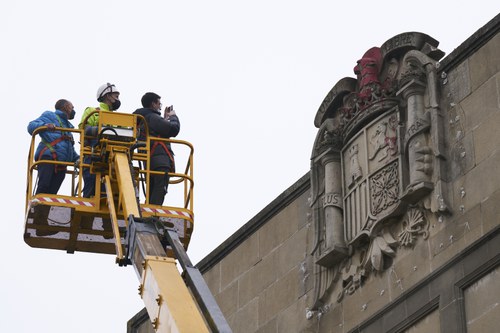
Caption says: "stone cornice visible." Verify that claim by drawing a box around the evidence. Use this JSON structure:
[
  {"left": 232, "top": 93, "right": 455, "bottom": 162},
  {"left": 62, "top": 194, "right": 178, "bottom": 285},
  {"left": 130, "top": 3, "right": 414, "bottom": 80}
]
[{"left": 439, "top": 13, "right": 499, "bottom": 73}]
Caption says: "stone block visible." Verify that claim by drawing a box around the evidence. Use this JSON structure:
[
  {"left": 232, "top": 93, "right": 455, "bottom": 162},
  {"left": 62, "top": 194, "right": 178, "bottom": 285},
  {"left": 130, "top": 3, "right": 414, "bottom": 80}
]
[
  {"left": 438, "top": 298, "right": 463, "bottom": 333},
  {"left": 259, "top": 203, "right": 300, "bottom": 256},
  {"left": 444, "top": 59, "right": 471, "bottom": 104},
  {"left": 449, "top": 131, "right": 476, "bottom": 180},
  {"left": 469, "top": 33, "right": 500, "bottom": 91},
  {"left": 457, "top": 149, "right": 500, "bottom": 211},
  {"left": 480, "top": 188, "right": 500, "bottom": 233},
  {"left": 275, "top": 227, "right": 308, "bottom": 279},
  {"left": 391, "top": 242, "right": 432, "bottom": 294},
  {"left": 404, "top": 285, "right": 433, "bottom": 318},
  {"left": 277, "top": 295, "right": 317, "bottom": 333},
  {"left": 354, "top": 269, "right": 392, "bottom": 317},
  {"left": 428, "top": 203, "right": 480, "bottom": 271},
  {"left": 402, "top": 309, "right": 440, "bottom": 333},
  {"left": 381, "top": 300, "right": 408, "bottom": 332},
  {"left": 215, "top": 280, "right": 239, "bottom": 319},
  {"left": 428, "top": 207, "right": 475, "bottom": 260},
  {"left": 258, "top": 267, "right": 299, "bottom": 325},
  {"left": 387, "top": 268, "right": 407, "bottom": 301},
  {"left": 228, "top": 298, "right": 259, "bottom": 333},
  {"left": 297, "top": 190, "right": 312, "bottom": 230},
  {"left": 341, "top": 273, "right": 388, "bottom": 330},
  {"left": 472, "top": 105, "right": 500, "bottom": 164},
  {"left": 464, "top": 266, "right": 500, "bottom": 333},
  {"left": 299, "top": 253, "right": 315, "bottom": 297},
  {"left": 220, "top": 232, "right": 260, "bottom": 288},
  {"left": 318, "top": 303, "right": 344, "bottom": 333},
  {"left": 361, "top": 318, "right": 384, "bottom": 333},
  {"left": 202, "top": 261, "right": 221, "bottom": 295},
  {"left": 255, "top": 318, "right": 277, "bottom": 333},
  {"left": 428, "top": 265, "right": 463, "bottom": 306},
  {"left": 460, "top": 73, "right": 500, "bottom": 132},
  {"left": 239, "top": 251, "right": 277, "bottom": 308}
]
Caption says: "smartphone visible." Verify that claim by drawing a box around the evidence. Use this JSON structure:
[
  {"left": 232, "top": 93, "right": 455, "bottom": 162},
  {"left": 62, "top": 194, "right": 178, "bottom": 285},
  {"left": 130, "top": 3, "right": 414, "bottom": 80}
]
[{"left": 164, "top": 105, "right": 174, "bottom": 118}]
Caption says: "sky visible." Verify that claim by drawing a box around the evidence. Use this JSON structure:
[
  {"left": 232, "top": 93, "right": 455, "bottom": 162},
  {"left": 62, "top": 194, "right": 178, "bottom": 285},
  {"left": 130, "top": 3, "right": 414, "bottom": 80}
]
[{"left": 0, "top": 1, "right": 498, "bottom": 332}]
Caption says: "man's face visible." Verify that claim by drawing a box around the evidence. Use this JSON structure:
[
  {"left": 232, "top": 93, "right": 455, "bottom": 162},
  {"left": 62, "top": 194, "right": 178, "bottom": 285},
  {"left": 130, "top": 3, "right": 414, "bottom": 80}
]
[
  {"left": 108, "top": 92, "right": 120, "bottom": 103},
  {"left": 152, "top": 99, "right": 162, "bottom": 111},
  {"left": 64, "top": 102, "right": 75, "bottom": 119}
]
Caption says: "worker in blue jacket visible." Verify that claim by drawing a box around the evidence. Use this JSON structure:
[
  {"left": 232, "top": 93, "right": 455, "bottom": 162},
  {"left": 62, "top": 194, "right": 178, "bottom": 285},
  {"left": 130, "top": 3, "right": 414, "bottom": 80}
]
[
  {"left": 28, "top": 99, "right": 80, "bottom": 195},
  {"left": 28, "top": 99, "right": 79, "bottom": 236}
]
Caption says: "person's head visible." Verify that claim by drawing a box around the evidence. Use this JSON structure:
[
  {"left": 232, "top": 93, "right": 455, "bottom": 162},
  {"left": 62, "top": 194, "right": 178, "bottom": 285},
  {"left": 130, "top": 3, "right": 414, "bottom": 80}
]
[
  {"left": 55, "top": 99, "right": 76, "bottom": 119},
  {"left": 96, "top": 83, "right": 121, "bottom": 110},
  {"left": 141, "top": 92, "right": 161, "bottom": 111}
]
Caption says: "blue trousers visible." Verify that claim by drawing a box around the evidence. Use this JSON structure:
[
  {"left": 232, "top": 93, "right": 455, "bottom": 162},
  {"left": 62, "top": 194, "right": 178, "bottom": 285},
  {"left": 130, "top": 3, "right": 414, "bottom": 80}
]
[{"left": 36, "top": 156, "right": 66, "bottom": 195}]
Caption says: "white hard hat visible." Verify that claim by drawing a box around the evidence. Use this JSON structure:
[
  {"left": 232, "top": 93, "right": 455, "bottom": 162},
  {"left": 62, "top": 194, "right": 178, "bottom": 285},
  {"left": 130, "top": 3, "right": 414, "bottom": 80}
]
[{"left": 96, "top": 83, "right": 119, "bottom": 101}]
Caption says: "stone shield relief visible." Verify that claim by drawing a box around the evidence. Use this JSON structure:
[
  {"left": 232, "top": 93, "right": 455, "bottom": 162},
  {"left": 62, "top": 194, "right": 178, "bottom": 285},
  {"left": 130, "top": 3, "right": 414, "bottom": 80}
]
[{"left": 342, "top": 111, "right": 402, "bottom": 244}]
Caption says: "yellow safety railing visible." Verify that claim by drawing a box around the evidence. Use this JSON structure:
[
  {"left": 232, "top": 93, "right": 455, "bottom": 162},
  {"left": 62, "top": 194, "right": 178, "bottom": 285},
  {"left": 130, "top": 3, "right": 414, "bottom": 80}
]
[{"left": 26, "top": 112, "right": 194, "bottom": 218}]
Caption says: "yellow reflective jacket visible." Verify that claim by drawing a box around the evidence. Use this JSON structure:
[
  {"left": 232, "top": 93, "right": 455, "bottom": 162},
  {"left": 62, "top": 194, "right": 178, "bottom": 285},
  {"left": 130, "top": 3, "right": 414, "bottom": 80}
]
[{"left": 78, "top": 102, "right": 111, "bottom": 128}]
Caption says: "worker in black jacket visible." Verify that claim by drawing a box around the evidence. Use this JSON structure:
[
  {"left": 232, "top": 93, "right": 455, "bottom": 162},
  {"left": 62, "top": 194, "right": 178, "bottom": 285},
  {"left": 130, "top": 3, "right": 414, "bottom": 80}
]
[{"left": 133, "top": 92, "right": 180, "bottom": 205}]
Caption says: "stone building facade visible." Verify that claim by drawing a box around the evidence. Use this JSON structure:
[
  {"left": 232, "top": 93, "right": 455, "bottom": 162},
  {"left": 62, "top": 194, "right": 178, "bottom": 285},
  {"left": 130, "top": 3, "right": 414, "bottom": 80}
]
[{"left": 128, "top": 14, "right": 499, "bottom": 333}]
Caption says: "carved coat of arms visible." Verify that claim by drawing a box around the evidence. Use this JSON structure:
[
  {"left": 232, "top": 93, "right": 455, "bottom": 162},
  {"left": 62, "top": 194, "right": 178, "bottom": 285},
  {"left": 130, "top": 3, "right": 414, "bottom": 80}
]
[{"left": 309, "top": 32, "right": 451, "bottom": 310}]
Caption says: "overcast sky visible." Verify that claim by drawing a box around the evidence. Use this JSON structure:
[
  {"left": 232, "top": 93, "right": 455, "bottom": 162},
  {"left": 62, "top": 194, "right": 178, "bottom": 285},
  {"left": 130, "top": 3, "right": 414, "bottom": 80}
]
[{"left": 1, "top": 1, "right": 498, "bottom": 332}]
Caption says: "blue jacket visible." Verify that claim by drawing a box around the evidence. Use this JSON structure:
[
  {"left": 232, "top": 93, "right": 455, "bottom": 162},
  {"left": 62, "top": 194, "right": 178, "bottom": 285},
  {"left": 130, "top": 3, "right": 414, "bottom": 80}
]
[{"left": 27, "top": 110, "right": 80, "bottom": 162}]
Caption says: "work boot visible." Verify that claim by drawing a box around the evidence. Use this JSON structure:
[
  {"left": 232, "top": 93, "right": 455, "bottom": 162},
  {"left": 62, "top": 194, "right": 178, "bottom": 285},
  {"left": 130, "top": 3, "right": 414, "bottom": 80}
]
[{"left": 34, "top": 205, "right": 58, "bottom": 236}]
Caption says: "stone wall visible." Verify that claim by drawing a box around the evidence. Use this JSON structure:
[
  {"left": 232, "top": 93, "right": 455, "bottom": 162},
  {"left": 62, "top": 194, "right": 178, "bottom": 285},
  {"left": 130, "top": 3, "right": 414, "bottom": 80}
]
[
  {"left": 197, "top": 16, "right": 499, "bottom": 333},
  {"left": 128, "top": 14, "right": 499, "bottom": 333}
]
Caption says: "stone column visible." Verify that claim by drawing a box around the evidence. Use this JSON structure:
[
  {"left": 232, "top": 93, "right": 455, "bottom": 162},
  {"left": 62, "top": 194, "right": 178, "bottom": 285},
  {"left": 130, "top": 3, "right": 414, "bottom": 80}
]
[
  {"left": 316, "top": 149, "right": 347, "bottom": 267},
  {"left": 322, "top": 151, "right": 344, "bottom": 248},
  {"left": 398, "top": 78, "right": 433, "bottom": 201}
]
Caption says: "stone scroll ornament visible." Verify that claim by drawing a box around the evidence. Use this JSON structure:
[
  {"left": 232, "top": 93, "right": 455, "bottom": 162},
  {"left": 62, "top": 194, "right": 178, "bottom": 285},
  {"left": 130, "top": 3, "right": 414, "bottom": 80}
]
[{"left": 309, "top": 32, "right": 450, "bottom": 312}]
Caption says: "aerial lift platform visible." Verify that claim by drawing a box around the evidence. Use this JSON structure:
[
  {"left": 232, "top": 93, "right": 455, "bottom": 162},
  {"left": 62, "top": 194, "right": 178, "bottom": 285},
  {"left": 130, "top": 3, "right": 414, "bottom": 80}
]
[{"left": 24, "top": 110, "right": 231, "bottom": 333}]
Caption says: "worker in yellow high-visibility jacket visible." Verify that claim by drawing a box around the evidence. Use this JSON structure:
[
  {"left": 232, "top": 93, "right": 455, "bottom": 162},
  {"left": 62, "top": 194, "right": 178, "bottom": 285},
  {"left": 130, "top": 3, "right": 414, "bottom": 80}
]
[{"left": 79, "top": 83, "right": 121, "bottom": 198}]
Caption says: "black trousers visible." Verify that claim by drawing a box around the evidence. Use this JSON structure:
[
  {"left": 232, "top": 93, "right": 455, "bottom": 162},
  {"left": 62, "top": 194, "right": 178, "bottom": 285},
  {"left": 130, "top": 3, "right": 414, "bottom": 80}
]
[{"left": 149, "top": 166, "right": 170, "bottom": 205}]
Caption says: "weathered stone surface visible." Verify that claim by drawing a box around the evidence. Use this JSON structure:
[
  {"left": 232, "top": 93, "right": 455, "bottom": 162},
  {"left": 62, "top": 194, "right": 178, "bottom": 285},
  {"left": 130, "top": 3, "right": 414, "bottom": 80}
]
[
  {"left": 255, "top": 318, "right": 277, "bottom": 333},
  {"left": 341, "top": 269, "right": 392, "bottom": 330},
  {"left": 480, "top": 188, "right": 500, "bottom": 234},
  {"left": 402, "top": 309, "right": 440, "bottom": 333},
  {"left": 259, "top": 201, "right": 300, "bottom": 256},
  {"left": 428, "top": 265, "right": 464, "bottom": 306},
  {"left": 238, "top": 251, "right": 277, "bottom": 308},
  {"left": 390, "top": 240, "right": 432, "bottom": 294},
  {"left": 429, "top": 203, "right": 481, "bottom": 269},
  {"left": 449, "top": 131, "right": 476, "bottom": 180},
  {"left": 443, "top": 58, "right": 471, "bottom": 103},
  {"left": 215, "top": 280, "right": 239, "bottom": 318},
  {"left": 464, "top": 266, "right": 500, "bottom": 333},
  {"left": 403, "top": 284, "right": 432, "bottom": 318},
  {"left": 258, "top": 266, "right": 299, "bottom": 325},
  {"left": 472, "top": 99, "right": 500, "bottom": 164},
  {"left": 190, "top": 21, "right": 500, "bottom": 333},
  {"left": 228, "top": 298, "right": 259, "bottom": 333},
  {"left": 460, "top": 73, "right": 500, "bottom": 132},
  {"left": 220, "top": 232, "right": 260, "bottom": 288},
  {"left": 297, "top": 190, "right": 311, "bottom": 230},
  {"left": 317, "top": 303, "right": 343, "bottom": 333},
  {"left": 202, "top": 261, "right": 221, "bottom": 294},
  {"left": 276, "top": 295, "right": 316, "bottom": 333},
  {"left": 275, "top": 226, "right": 308, "bottom": 279},
  {"left": 469, "top": 33, "right": 500, "bottom": 91},
  {"left": 454, "top": 149, "right": 500, "bottom": 211}
]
